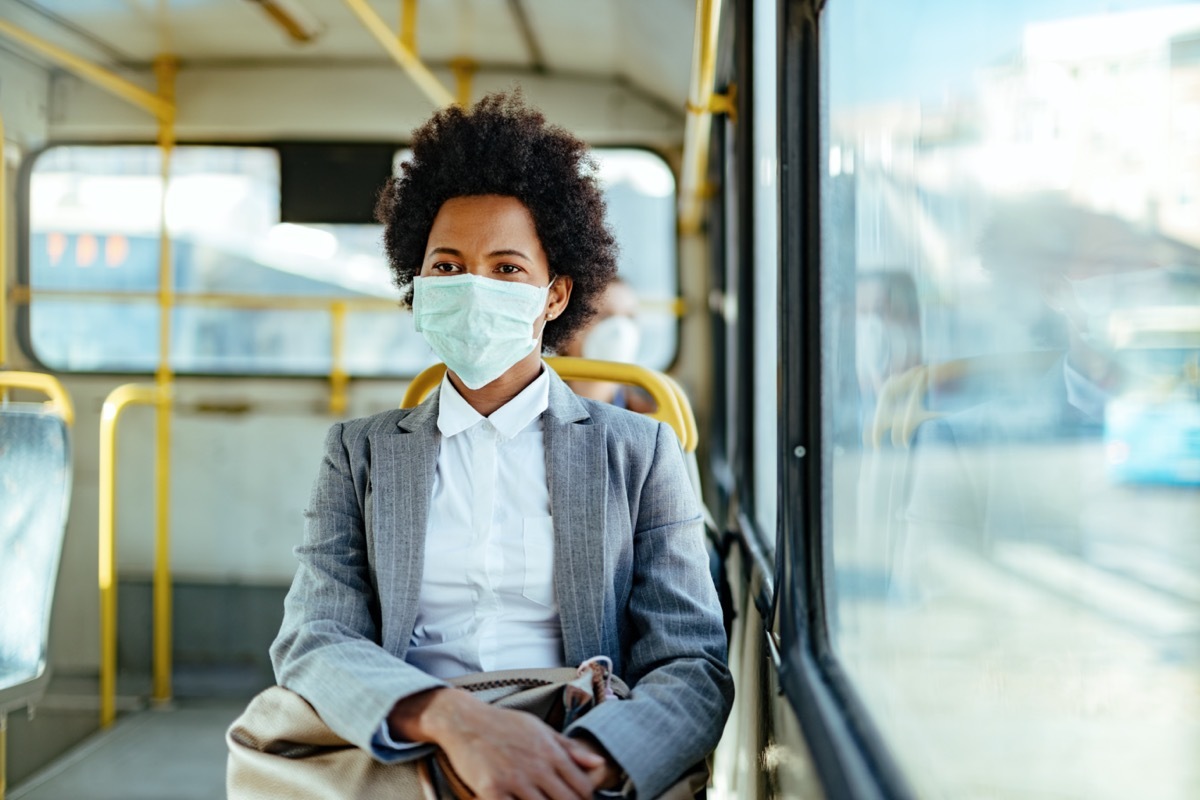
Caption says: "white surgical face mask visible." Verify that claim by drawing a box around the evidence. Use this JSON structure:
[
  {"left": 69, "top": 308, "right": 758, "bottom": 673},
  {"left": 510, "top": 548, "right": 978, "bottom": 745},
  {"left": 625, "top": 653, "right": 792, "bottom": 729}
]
[
  {"left": 582, "top": 315, "right": 641, "bottom": 363},
  {"left": 412, "top": 274, "right": 552, "bottom": 390}
]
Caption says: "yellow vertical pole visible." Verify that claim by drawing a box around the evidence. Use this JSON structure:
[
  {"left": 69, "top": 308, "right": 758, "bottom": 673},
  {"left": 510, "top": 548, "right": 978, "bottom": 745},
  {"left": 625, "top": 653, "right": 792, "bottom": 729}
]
[
  {"left": 329, "top": 301, "right": 348, "bottom": 416},
  {"left": 99, "top": 385, "right": 159, "bottom": 727},
  {"left": 0, "top": 111, "right": 8, "bottom": 373},
  {"left": 450, "top": 58, "right": 476, "bottom": 108},
  {"left": 152, "top": 54, "right": 176, "bottom": 706},
  {"left": 400, "top": 0, "right": 418, "bottom": 55},
  {"left": 98, "top": 397, "right": 119, "bottom": 727}
]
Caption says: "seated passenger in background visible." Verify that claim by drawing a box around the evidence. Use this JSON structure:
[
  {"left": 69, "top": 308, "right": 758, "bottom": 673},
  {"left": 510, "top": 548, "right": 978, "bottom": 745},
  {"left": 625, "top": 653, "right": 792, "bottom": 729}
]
[
  {"left": 559, "top": 277, "right": 655, "bottom": 412},
  {"left": 270, "top": 93, "right": 732, "bottom": 800}
]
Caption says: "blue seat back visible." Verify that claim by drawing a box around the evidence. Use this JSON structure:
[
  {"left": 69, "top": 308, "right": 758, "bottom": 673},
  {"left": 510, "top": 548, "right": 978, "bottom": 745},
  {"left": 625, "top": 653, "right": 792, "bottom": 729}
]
[{"left": 0, "top": 404, "right": 71, "bottom": 714}]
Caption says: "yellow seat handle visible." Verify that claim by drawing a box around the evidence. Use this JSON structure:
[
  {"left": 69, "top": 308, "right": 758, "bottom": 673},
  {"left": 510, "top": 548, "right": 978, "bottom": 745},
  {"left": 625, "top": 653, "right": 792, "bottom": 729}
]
[
  {"left": 0, "top": 370, "right": 75, "bottom": 426},
  {"left": 400, "top": 358, "right": 695, "bottom": 452}
]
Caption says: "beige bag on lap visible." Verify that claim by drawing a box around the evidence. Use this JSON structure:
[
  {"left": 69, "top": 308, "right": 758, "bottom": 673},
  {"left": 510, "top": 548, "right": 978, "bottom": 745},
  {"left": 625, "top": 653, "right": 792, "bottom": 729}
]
[{"left": 227, "top": 663, "right": 704, "bottom": 799}]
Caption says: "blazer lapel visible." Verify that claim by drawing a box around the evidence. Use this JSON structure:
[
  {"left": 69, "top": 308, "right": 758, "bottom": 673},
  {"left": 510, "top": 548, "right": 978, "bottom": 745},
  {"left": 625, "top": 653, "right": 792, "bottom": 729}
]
[
  {"left": 369, "top": 392, "right": 440, "bottom": 656},
  {"left": 543, "top": 372, "right": 609, "bottom": 665}
]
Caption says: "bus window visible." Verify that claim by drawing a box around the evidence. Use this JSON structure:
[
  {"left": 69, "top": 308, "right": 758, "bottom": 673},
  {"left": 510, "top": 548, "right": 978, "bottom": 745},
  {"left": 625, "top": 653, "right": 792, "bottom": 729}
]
[
  {"left": 25, "top": 145, "right": 421, "bottom": 375},
  {"left": 593, "top": 149, "right": 680, "bottom": 371},
  {"left": 821, "top": 2, "right": 1200, "bottom": 798},
  {"left": 23, "top": 145, "right": 679, "bottom": 375},
  {"left": 752, "top": 0, "right": 780, "bottom": 548}
]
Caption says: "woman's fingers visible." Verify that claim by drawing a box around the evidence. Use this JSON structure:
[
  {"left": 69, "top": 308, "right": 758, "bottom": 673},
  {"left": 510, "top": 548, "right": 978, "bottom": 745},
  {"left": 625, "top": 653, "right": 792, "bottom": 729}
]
[
  {"left": 559, "top": 736, "right": 606, "bottom": 770},
  {"left": 550, "top": 741, "right": 599, "bottom": 797},
  {"left": 436, "top": 703, "right": 595, "bottom": 800}
]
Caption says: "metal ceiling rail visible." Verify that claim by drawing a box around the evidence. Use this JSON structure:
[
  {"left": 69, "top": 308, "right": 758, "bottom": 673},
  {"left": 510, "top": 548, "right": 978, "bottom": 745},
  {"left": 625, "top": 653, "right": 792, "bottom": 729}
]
[
  {"left": 0, "top": 18, "right": 173, "bottom": 121},
  {"left": 343, "top": 0, "right": 456, "bottom": 108},
  {"left": 679, "top": 0, "right": 730, "bottom": 235}
]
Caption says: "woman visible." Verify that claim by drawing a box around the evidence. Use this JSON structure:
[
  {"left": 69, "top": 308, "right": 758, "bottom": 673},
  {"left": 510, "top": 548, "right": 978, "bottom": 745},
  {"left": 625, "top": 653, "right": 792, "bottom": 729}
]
[{"left": 270, "top": 93, "right": 732, "bottom": 800}]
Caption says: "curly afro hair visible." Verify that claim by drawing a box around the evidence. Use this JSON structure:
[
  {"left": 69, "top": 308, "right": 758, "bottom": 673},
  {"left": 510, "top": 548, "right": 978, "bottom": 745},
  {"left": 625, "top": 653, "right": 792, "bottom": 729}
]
[{"left": 375, "top": 91, "right": 618, "bottom": 352}]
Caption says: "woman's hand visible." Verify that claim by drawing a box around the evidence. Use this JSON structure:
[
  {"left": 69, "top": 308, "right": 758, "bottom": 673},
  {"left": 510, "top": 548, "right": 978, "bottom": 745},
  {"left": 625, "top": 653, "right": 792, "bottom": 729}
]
[
  {"left": 389, "top": 687, "right": 612, "bottom": 799},
  {"left": 567, "top": 734, "right": 623, "bottom": 792}
]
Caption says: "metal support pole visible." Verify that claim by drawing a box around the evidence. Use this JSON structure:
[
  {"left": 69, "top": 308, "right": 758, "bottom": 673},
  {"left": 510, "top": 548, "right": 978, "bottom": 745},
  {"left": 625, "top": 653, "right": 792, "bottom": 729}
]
[
  {"left": 343, "top": 0, "right": 454, "bottom": 107},
  {"left": 0, "top": 111, "right": 7, "bottom": 373},
  {"left": 152, "top": 54, "right": 176, "bottom": 707},
  {"left": 679, "top": 0, "right": 725, "bottom": 235},
  {"left": 400, "top": 0, "right": 418, "bottom": 55},
  {"left": 99, "top": 384, "right": 162, "bottom": 727},
  {"left": 329, "top": 301, "right": 348, "bottom": 415},
  {"left": 450, "top": 58, "right": 477, "bottom": 108},
  {"left": 0, "top": 19, "right": 172, "bottom": 121}
]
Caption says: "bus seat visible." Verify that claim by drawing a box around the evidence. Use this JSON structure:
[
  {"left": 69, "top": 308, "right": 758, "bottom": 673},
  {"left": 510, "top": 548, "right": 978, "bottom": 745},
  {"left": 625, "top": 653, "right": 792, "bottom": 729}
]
[{"left": 0, "top": 373, "right": 74, "bottom": 720}]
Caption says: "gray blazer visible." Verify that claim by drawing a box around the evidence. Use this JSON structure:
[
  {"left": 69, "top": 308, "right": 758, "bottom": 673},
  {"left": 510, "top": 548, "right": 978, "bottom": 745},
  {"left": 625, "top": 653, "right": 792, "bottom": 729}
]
[{"left": 271, "top": 370, "right": 733, "bottom": 799}]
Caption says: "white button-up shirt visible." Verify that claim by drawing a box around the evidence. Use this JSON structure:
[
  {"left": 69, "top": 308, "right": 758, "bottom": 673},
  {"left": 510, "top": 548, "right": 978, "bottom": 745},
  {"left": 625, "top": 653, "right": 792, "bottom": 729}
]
[
  {"left": 377, "top": 367, "right": 566, "bottom": 750},
  {"left": 405, "top": 367, "right": 565, "bottom": 678}
]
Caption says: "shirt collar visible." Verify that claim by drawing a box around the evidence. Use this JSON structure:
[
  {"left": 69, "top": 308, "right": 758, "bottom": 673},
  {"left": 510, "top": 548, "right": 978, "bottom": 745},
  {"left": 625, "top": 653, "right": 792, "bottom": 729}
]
[{"left": 436, "top": 365, "right": 551, "bottom": 440}]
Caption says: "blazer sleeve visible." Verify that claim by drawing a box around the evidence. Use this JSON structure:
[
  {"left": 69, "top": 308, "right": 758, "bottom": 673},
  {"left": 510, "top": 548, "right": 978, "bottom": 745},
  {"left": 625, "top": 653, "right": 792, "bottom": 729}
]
[
  {"left": 566, "top": 421, "right": 735, "bottom": 799},
  {"left": 269, "top": 422, "right": 446, "bottom": 762}
]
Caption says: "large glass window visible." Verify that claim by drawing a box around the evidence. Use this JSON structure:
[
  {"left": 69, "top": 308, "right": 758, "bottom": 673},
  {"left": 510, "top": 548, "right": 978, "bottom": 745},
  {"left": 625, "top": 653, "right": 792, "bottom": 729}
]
[
  {"left": 752, "top": 0, "right": 780, "bottom": 545},
  {"left": 822, "top": 2, "right": 1200, "bottom": 798},
  {"left": 25, "top": 145, "right": 678, "bottom": 375}
]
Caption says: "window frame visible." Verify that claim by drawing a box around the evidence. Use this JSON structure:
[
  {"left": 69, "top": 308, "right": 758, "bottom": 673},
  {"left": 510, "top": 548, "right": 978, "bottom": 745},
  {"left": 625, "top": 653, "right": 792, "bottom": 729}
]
[
  {"left": 774, "top": 1, "right": 917, "bottom": 799},
  {"left": 15, "top": 140, "right": 684, "bottom": 379}
]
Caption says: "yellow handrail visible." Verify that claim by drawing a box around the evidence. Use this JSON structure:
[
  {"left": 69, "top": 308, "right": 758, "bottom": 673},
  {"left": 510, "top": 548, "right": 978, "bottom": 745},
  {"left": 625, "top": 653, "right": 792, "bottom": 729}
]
[
  {"left": 98, "top": 383, "right": 170, "bottom": 727},
  {"left": 400, "top": 0, "right": 419, "bottom": 54},
  {"left": 330, "top": 300, "right": 349, "bottom": 415},
  {"left": 661, "top": 373, "right": 699, "bottom": 454},
  {"left": 0, "top": 19, "right": 172, "bottom": 122},
  {"left": 1, "top": 110, "right": 7, "bottom": 370},
  {"left": 0, "top": 371, "right": 75, "bottom": 425},
  {"left": 343, "top": 0, "right": 456, "bottom": 108},
  {"left": 679, "top": 0, "right": 725, "bottom": 235},
  {"left": 11, "top": 286, "right": 687, "bottom": 316},
  {"left": 401, "top": 357, "right": 693, "bottom": 449},
  {"left": 151, "top": 56, "right": 176, "bottom": 709}
]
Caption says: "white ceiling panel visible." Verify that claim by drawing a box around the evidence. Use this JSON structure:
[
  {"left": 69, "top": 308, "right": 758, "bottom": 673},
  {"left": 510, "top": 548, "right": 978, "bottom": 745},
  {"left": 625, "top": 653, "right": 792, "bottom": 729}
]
[
  {"left": 15, "top": 1, "right": 530, "bottom": 65},
  {"left": 5, "top": 0, "right": 693, "bottom": 107}
]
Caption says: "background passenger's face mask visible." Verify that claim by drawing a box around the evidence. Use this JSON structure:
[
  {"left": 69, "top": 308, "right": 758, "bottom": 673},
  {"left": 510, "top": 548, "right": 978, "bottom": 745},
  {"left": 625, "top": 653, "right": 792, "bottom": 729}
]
[
  {"left": 582, "top": 315, "right": 641, "bottom": 363},
  {"left": 413, "top": 274, "right": 552, "bottom": 390}
]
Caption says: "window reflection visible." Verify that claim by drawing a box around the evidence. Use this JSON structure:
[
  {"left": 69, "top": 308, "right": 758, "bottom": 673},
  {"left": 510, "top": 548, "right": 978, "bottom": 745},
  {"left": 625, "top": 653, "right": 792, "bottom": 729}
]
[{"left": 825, "top": 3, "right": 1200, "bottom": 798}]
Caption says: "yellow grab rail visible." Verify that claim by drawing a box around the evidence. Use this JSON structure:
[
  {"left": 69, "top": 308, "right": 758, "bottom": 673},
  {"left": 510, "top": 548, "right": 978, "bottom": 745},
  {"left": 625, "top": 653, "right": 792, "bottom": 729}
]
[
  {"left": 679, "top": 0, "right": 727, "bottom": 235},
  {"left": 660, "top": 373, "right": 699, "bottom": 454},
  {"left": 401, "top": 357, "right": 694, "bottom": 450},
  {"left": 0, "top": 19, "right": 173, "bottom": 122},
  {"left": 98, "top": 383, "right": 172, "bottom": 727},
  {"left": 1, "top": 111, "right": 7, "bottom": 369},
  {"left": 343, "top": 0, "right": 455, "bottom": 108},
  {"left": 0, "top": 371, "right": 75, "bottom": 425}
]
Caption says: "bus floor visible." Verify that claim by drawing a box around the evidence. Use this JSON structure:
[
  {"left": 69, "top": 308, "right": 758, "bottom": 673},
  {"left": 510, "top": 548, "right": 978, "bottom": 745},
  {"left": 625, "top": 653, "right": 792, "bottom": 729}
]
[{"left": 9, "top": 700, "right": 238, "bottom": 800}]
